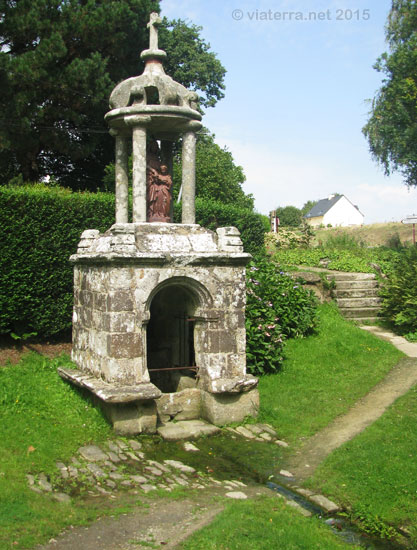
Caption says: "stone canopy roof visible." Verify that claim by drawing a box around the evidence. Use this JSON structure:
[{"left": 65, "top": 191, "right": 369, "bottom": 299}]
[{"left": 105, "top": 12, "right": 201, "bottom": 140}]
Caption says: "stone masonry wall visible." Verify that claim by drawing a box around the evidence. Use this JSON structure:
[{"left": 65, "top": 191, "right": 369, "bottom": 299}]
[{"left": 72, "top": 262, "right": 248, "bottom": 389}]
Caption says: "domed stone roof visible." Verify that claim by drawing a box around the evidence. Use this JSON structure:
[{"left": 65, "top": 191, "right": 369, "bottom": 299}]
[{"left": 105, "top": 12, "right": 202, "bottom": 139}]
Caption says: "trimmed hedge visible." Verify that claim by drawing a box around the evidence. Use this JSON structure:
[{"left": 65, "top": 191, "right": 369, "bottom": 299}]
[
  {"left": 0, "top": 186, "right": 115, "bottom": 338},
  {"left": 175, "top": 198, "right": 266, "bottom": 256},
  {"left": 0, "top": 186, "right": 266, "bottom": 338}
]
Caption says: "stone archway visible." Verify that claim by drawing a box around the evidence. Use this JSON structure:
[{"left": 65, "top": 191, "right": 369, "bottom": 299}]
[{"left": 145, "top": 277, "right": 212, "bottom": 394}]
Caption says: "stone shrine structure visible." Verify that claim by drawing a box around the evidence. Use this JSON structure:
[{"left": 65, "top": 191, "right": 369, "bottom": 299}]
[{"left": 58, "top": 13, "right": 259, "bottom": 435}]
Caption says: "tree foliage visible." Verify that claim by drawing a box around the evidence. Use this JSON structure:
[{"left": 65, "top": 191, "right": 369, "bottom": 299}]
[
  {"left": 171, "top": 131, "right": 254, "bottom": 209},
  {"left": 275, "top": 205, "right": 302, "bottom": 227},
  {"left": 301, "top": 200, "right": 317, "bottom": 216},
  {"left": 363, "top": 0, "right": 417, "bottom": 187},
  {"left": 0, "top": 1, "right": 226, "bottom": 189}
]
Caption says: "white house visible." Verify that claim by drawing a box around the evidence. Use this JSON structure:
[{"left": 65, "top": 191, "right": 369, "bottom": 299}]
[{"left": 304, "top": 194, "right": 364, "bottom": 227}]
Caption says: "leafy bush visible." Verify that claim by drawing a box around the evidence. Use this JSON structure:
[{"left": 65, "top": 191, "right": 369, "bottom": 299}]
[
  {"left": 379, "top": 246, "right": 417, "bottom": 333},
  {"left": 323, "top": 232, "right": 365, "bottom": 250},
  {"left": 245, "top": 256, "right": 318, "bottom": 376}
]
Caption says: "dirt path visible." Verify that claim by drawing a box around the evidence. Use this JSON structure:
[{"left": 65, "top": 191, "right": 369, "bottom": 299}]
[
  {"left": 35, "top": 486, "right": 270, "bottom": 550},
  {"left": 286, "top": 355, "right": 417, "bottom": 480}
]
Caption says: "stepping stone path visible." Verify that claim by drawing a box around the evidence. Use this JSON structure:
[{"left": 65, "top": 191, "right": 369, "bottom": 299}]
[
  {"left": 225, "top": 423, "right": 290, "bottom": 448},
  {"left": 25, "top": 425, "right": 285, "bottom": 503}
]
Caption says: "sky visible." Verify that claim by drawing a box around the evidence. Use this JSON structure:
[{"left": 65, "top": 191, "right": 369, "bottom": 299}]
[{"left": 160, "top": 0, "right": 417, "bottom": 224}]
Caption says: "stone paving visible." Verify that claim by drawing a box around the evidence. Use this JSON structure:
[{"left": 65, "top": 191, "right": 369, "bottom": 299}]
[
  {"left": 360, "top": 324, "right": 417, "bottom": 357},
  {"left": 25, "top": 424, "right": 285, "bottom": 504}
]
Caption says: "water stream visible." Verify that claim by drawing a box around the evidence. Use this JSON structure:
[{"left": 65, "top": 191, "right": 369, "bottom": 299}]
[
  {"left": 149, "top": 434, "right": 410, "bottom": 550},
  {"left": 267, "top": 477, "right": 408, "bottom": 550}
]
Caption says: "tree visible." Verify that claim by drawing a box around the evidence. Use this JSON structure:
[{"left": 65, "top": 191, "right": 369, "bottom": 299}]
[
  {"left": 363, "top": 0, "right": 417, "bottom": 187},
  {"left": 0, "top": 1, "right": 226, "bottom": 189},
  {"left": 275, "top": 205, "right": 302, "bottom": 226},
  {"left": 301, "top": 200, "right": 317, "bottom": 216},
  {"left": 172, "top": 131, "right": 254, "bottom": 209}
]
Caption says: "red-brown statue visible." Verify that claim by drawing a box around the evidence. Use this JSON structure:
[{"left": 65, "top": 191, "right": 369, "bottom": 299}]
[{"left": 146, "top": 141, "right": 173, "bottom": 223}]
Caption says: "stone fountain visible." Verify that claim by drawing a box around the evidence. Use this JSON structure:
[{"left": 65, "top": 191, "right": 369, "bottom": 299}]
[{"left": 59, "top": 13, "right": 259, "bottom": 436}]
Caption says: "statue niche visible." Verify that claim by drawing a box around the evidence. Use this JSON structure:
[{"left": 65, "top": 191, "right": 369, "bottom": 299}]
[{"left": 146, "top": 140, "right": 173, "bottom": 223}]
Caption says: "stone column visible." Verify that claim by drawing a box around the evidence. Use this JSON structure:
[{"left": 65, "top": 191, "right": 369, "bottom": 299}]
[
  {"left": 182, "top": 131, "right": 196, "bottom": 224},
  {"left": 132, "top": 125, "right": 147, "bottom": 222},
  {"left": 114, "top": 132, "right": 129, "bottom": 223}
]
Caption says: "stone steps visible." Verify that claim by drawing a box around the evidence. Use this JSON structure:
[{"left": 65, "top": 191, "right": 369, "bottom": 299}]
[
  {"left": 334, "top": 280, "right": 378, "bottom": 290},
  {"left": 330, "top": 272, "right": 376, "bottom": 281},
  {"left": 333, "top": 288, "right": 380, "bottom": 299},
  {"left": 335, "top": 297, "right": 381, "bottom": 308},
  {"left": 329, "top": 272, "right": 382, "bottom": 322}
]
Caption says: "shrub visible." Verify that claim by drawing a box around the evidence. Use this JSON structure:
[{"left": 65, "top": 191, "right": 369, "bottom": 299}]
[
  {"left": 323, "top": 231, "right": 365, "bottom": 250},
  {"left": 379, "top": 246, "right": 417, "bottom": 333},
  {"left": 0, "top": 185, "right": 115, "bottom": 338},
  {"left": 245, "top": 256, "right": 318, "bottom": 376}
]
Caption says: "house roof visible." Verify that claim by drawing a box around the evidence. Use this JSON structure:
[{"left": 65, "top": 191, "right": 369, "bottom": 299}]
[{"left": 304, "top": 194, "right": 363, "bottom": 219}]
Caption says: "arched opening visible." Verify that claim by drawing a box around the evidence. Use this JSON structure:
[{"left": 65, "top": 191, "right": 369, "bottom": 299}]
[
  {"left": 145, "top": 86, "right": 160, "bottom": 105},
  {"left": 146, "top": 284, "right": 198, "bottom": 393}
]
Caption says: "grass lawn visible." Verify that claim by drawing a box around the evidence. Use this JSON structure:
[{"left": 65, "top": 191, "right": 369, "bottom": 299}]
[
  {"left": 0, "top": 303, "right": 408, "bottom": 549},
  {"left": 258, "top": 303, "right": 404, "bottom": 446},
  {"left": 179, "top": 496, "right": 361, "bottom": 550},
  {"left": 307, "top": 384, "right": 417, "bottom": 543},
  {"left": 0, "top": 352, "right": 114, "bottom": 549}
]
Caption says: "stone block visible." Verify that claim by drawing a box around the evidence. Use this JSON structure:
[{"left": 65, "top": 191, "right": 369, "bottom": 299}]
[
  {"left": 171, "top": 371, "right": 197, "bottom": 391},
  {"left": 226, "top": 353, "right": 247, "bottom": 377},
  {"left": 104, "top": 312, "right": 136, "bottom": 333},
  {"left": 72, "top": 327, "right": 89, "bottom": 351},
  {"left": 90, "top": 330, "right": 108, "bottom": 357},
  {"left": 107, "top": 291, "right": 134, "bottom": 312},
  {"left": 79, "top": 306, "right": 93, "bottom": 328},
  {"left": 108, "top": 268, "right": 133, "bottom": 290},
  {"left": 79, "top": 290, "right": 93, "bottom": 307},
  {"left": 100, "top": 357, "right": 145, "bottom": 385},
  {"left": 93, "top": 293, "right": 107, "bottom": 311},
  {"left": 156, "top": 389, "right": 201, "bottom": 423},
  {"left": 107, "top": 333, "right": 142, "bottom": 358},
  {"left": 101, "top": 400, "right": 157, "bottom": 435},
  {"left": 201, "top": 388, "right": 259, "bottom": 425},
  {"left": 218, "top": 330, "right": 238, "bottom": 354},
  {"left": 199, "top": 353, "right": 227, "bottom": 380}
]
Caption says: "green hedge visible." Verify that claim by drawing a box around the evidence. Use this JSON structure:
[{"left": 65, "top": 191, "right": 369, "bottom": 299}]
[
  {"left": 0, "top": 186, "right": 266, "bottom": 338},
  {"left": 0, "top": 186, "right": 115, "bottom": 338},
  {"left": 175, "top": 198, "right": 266, "bottom": 256}
]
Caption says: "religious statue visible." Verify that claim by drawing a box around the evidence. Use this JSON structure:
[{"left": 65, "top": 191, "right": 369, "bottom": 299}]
[{"left": 146, "top": 140, "right": 173, "bottom": 222}]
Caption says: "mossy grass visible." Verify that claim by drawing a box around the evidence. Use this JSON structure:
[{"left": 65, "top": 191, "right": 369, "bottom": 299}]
[
  {"left": 179, "top": 496, "right": 361, "bottom": 550},
  {"left": 257, "top": 303, "right": 403, "bottom": 445},
  {"left": 308, "top": 385, "right": 417, "bottom": 544}
]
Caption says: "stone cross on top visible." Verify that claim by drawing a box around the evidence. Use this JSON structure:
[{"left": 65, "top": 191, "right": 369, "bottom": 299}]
[{"left": 147, "top": 12, "right": 162, "bottom": 51}]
